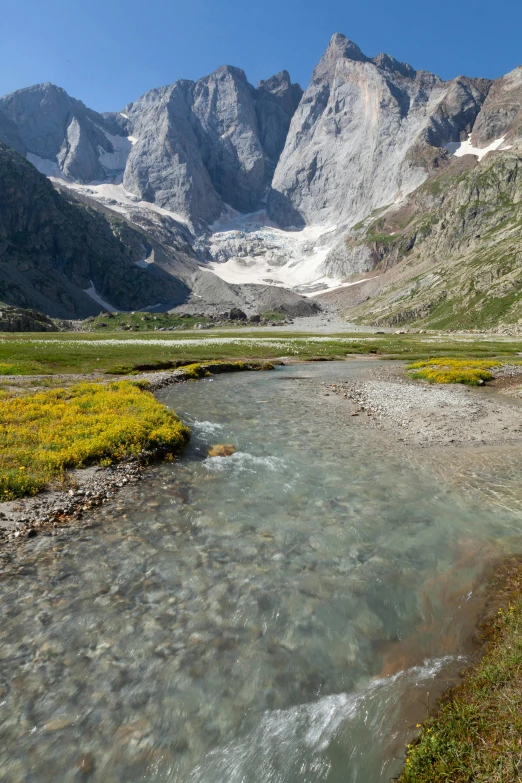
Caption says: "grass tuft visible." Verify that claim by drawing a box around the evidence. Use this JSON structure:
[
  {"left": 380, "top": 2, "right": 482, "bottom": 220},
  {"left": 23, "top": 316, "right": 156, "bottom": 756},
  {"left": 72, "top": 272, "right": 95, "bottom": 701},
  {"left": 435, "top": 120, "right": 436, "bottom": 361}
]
[
  {"left": 407, "top": 357, "right": 498, "bottom": 385},
  {"left": 0, "top": 381, "right": 189, "bottom": 500},
  {"left": 398, "top": 559, "right": 522, "bottom": 783}
]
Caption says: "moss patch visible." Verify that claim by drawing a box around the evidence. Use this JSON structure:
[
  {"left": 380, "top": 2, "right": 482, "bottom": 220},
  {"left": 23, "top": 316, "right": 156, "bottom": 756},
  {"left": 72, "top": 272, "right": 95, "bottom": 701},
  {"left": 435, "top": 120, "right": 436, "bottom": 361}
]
[
  {"left": 0, "top": 381, "right": 190, "bottom": 500},
  {"left": 0, "top": 360, "right": 50, "bottom": 375},
  {"left": 407, "top": 358, "right": 498, "bottom": 385}
]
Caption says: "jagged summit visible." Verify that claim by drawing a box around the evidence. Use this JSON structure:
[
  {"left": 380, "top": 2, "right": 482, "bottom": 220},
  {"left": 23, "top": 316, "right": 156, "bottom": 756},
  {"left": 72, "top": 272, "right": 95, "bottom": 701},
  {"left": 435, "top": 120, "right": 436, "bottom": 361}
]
[
  {"left": 371, "top": 52, "right": 417, "bottom": 79},
  {"left": 211, "top": 64, "right": 249, "bottom": 83},
  {"left": 325, "top": 33, "right": 369, "bottom": 63}
]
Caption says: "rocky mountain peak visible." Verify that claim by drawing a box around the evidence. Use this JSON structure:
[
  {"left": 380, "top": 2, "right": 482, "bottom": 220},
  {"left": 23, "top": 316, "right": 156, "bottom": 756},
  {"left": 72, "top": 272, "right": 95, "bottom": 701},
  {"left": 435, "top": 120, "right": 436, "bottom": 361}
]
[
  {"left": 258, "top": 70, "right": 292, "bottom": 98},
  {"left": 208, "top": 64, "right": 249, "bottom": 84},
  {"left": 119, "top": 63, "right": 303, "bottom": 224},
  {"left": 255, "top": 71, "right": 303, "bottom": 165},
  {"left": 266, "top": 35, "right": 495, "bottom": 229},
  {"left": 325, "top": 33, "right": 370, "bottom": 64},
  {"left": 310, "top": 34, "right": 371, "bottom": 84},
  {"left": 0, "top": 81, "right": 122, "bottom": 183},
  {"left": 371, "top": 52, "right": 416, "bottom": 79}
]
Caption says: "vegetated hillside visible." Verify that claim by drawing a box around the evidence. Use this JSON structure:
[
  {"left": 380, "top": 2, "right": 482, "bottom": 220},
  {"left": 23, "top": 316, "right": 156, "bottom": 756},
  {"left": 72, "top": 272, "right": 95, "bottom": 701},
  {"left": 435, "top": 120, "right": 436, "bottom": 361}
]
[
  {"left": 0, "top": 143, "right": 190, "bottom": 318},
  {"left": 329, "top": 145, "right": 522, "bottom": 329}
]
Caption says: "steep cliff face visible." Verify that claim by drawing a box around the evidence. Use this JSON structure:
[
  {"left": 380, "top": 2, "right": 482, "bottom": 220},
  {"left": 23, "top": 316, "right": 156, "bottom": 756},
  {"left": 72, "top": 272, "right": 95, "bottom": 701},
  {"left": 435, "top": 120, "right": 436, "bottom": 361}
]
[
  {"left": 121, "top": 81, "right": 222, "bottom": 226},
  {"left": 123, "top": 67, "right": 302, "bottom": 224},
  {"left": 0, "top": 143, "right": 190, "bottom": 317},
  {"left": 0, "top": 110, "right": 25, "bottom": 155},
  {"left": 266, "top": 34, "right": 491, "bottom": 228},
  {"left": 471, "top": 66, "right": 522, "bottom": 147},
  {"left": 255, "top": 71, "right": 303, "bottom": 172}
]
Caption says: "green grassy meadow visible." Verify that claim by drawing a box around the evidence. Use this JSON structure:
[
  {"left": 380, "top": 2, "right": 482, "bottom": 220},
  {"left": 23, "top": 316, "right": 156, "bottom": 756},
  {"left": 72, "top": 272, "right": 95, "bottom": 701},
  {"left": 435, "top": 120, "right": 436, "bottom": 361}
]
[{"left": 0, "top": 331, "right": 521, "bottom": 377}]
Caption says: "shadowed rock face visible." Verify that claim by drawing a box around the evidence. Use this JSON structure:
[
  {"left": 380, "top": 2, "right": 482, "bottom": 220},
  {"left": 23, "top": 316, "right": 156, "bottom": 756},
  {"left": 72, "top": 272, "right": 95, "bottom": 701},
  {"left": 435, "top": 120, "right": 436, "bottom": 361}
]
[
  {"left": 0, "top": 305, "right": 58, "bottom": 332},
  {"left": 0, "top": 142, "right": 190, "bottom": 318},
  {"left": 256, "top": 71, "right": 303, "bottom": 170},
  {"left": 0, "top": 110, "right": 25, "bottom": 155},
  {"left": 191, "top": 66, "right": 265, "bottom": 214},
  {"left": 266, "top": 33, "right": 492, "bottom": 228}
]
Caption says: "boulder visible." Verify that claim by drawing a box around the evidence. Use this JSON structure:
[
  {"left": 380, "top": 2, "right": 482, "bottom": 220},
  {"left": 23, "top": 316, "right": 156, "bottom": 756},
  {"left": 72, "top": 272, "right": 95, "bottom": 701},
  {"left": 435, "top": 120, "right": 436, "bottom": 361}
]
[
  {"left": 229, "top": 307, "right": 247, "bottom": 321},
  {"left": 208, "top": 444, "right": 236, "bottom": 457}
]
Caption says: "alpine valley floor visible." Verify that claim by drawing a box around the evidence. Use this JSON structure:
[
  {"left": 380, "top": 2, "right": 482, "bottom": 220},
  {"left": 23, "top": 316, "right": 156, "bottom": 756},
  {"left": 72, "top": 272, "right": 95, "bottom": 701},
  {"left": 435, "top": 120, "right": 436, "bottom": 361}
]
[{"left": 1, "top": 345, "right": 522, "bottom": 781}]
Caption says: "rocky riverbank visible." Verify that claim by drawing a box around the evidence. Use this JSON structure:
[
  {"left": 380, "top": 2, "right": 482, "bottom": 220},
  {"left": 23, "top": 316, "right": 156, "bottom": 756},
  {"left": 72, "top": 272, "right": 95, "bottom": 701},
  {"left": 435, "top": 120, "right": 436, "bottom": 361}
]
[
  {"left": 323, "top": 363, "right": 522, "bottom": 783},
  {"left": 328, "top": 363, "right": 522, "bottom": 448}
]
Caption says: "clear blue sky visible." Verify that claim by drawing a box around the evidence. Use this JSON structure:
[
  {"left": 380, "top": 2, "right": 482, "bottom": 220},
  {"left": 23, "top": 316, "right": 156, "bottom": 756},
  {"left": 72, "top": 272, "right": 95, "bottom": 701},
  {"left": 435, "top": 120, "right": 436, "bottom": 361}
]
[{"left": 2, "top": 0, "right": 521, "bottom": 112}]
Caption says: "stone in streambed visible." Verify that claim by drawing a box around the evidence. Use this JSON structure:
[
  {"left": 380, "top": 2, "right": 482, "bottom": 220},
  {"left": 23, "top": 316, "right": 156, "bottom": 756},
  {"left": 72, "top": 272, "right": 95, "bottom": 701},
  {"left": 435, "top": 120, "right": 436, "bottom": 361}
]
[
  {"left": 75, "top": 753, "right": 95, "bottom": 776},
  {"left": 208, "top": 444, "right": 235, "bottom": 457}
]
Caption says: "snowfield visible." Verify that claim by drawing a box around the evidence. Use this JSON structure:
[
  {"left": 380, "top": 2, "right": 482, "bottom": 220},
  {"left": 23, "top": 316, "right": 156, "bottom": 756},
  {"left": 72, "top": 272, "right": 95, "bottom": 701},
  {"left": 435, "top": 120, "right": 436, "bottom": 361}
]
[
  {"left": 83, "top": 281, "right": 118, "bottom": 312},
  {"left": 51, "top": 180, "right": 189, "bottom": 227},
  {"left": 97, "top": 128, "right": 136, "bottom": 171},
  {"left": 445, "top": 134, "right": 512, "bottom": 161}
]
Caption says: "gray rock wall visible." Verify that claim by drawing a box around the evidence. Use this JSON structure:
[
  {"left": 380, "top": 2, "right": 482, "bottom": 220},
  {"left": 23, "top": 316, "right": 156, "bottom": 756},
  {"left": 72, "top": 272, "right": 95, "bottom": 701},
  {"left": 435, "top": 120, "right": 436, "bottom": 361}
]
[
  {"left": 123, "top": 66, "right": 303, "bottom": 223},
  {"left": 471, "top": 66, "right": 522, "bottom": 146},
  {"left": 266, "top": 34, "right": 491, "bottom": 229},
  {"left": 0, "top": 83, "right": 118, "bottom": 182},
  {"left": 0, "top": 70, "right": 302, "bottom": 227}
]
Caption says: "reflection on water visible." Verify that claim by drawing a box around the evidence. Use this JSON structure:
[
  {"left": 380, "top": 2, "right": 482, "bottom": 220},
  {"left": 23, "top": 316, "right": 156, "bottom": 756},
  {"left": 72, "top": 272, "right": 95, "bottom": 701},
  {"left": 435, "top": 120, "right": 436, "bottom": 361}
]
[{"left": 0, "top": 362, "right": 521, "bottom": 782}]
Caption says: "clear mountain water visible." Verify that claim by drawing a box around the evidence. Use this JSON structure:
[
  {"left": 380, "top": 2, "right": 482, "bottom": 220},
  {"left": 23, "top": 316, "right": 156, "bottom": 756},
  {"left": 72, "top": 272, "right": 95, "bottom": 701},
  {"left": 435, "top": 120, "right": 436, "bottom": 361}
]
[{"left": 1, "top": 362, "right": 521, "bottom": 782}]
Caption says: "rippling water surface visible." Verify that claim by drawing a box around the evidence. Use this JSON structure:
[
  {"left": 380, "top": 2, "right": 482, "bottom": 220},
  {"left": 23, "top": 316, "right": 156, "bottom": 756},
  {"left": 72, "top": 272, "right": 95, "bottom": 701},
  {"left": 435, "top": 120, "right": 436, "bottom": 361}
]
[{"left": 1, "top": 361, "right": 522, "bottom": 782}]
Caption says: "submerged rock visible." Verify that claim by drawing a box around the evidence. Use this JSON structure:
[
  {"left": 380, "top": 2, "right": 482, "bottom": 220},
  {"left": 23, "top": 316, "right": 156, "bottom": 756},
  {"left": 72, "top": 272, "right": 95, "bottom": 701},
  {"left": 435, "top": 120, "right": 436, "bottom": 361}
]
[{"left": 207, "top": 444, "right": 236, "bottom": 457}]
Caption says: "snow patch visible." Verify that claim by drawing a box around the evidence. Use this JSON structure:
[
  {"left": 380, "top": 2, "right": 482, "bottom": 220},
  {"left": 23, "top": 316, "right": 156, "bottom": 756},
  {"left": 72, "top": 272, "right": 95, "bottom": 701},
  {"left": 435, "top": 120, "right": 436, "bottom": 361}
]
[
  {"left": 98, "top": 129, "right": 135, "bottom": 172},
  {"left": 445, "top": 134, "right": 512, "bottom": 161},
  {"left": 136, "top": 248, "right": 154, "bottom": 269},
  {"left": 26, "top": 153, "right": 67, "bottom": 179},
  {"left": 83, "top": 281, "right": 118, "bottom": 312},
  {"left": 308, "top": 276, "right": 378, "bottom": 298},
  {"left": 51, "top": 180, "right": 189, "bottom": 226}
]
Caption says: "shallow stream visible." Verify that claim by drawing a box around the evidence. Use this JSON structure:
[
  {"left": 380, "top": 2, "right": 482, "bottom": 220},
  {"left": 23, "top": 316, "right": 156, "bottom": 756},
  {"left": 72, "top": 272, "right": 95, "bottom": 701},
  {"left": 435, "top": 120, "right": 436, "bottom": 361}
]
[{"left": 1, "top": 361, "right": 522, "bottom": 782}]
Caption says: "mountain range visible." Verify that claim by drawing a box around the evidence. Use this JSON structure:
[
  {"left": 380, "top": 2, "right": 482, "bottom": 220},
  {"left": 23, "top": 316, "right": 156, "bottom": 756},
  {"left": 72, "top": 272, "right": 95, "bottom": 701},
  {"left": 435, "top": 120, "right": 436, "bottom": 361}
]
[{"left": 0, "top": 33, "right": 521, "bottom": 325}]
